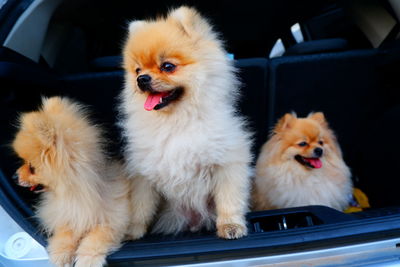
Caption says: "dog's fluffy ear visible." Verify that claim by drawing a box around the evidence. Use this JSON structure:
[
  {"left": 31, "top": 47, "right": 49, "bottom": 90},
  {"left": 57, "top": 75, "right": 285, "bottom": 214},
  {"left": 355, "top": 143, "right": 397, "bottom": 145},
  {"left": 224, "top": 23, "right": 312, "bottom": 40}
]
[
  {"left": 274, "top": 113, "right": 297, "bottom": 133},
  {"left": 308, "top": 112, "right": 328, "bottom": 127},
  {"left": 168, "top": 6, "right": 214, "bottom": 38},
  {"left": 128, "top": 20, "right": 146, "bottom": 35}
]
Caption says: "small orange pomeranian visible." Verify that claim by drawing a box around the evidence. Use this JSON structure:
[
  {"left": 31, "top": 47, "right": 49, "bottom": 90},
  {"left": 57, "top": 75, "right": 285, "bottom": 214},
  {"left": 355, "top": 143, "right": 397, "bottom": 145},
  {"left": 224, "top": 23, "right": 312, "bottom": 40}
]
[
  {"left": 252, "top": 112, "right": 353, "bottom": 211},
  {"left": 120, "top": 6, "right": 252, "bottom": 239},
  {"left": 12, "top": 97, "right": 130, "bottom": 267}
]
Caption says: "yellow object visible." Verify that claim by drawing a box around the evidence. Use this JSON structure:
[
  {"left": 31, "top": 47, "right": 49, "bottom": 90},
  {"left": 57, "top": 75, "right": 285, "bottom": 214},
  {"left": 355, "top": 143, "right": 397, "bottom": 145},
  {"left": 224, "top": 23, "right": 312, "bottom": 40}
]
[
  {"left": 353, "top": 188, "right": 370, "bottom": 208},
  {"left": 345, "top": 206, "right": 363, "bottom": 213},
  {"left": 344, "top": 188, "right": 370, "bottom": 213}
]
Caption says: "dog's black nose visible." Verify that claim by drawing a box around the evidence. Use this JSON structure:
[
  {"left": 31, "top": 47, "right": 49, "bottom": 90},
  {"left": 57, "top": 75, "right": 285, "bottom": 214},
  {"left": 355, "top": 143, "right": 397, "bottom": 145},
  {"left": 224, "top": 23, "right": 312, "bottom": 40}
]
[
  {"left": 137, "top": 74, "right": 151, "bottom": 87},
  {"left": 314, "top": 147, "right": 323, "bottom": 157}
]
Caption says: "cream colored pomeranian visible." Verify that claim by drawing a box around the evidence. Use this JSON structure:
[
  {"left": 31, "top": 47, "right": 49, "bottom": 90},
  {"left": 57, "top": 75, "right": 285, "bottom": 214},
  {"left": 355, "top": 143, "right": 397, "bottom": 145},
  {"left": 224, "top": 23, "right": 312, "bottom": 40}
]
[
  {"left": 12, "top": 97, "right": 130, "bottom": 267},
  {"left": 120, "top": 6, "right": 252, "bottom": 239},
  {"left": 252, "top": 112, "right": 353, "bottom": 211}
]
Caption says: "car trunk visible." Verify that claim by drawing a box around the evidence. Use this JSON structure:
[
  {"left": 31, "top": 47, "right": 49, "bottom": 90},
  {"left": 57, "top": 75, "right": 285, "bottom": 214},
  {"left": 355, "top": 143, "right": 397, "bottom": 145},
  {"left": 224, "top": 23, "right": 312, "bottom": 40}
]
[{"left": 1, "top": 0, "right": 400, "bottom": 265}]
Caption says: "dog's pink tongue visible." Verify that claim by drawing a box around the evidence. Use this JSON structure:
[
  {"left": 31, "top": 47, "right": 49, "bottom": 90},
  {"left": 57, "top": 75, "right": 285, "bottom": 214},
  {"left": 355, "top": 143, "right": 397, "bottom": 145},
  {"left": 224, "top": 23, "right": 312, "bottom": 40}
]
[
  {"left": 306, "top": 158, "right": 322, "bottom": 168},
  {"left": 144, "top": 92, "right": 168, "bottom": 111},
  {"left": 30, "top": 185, "right": 37, "bottom": 191}
]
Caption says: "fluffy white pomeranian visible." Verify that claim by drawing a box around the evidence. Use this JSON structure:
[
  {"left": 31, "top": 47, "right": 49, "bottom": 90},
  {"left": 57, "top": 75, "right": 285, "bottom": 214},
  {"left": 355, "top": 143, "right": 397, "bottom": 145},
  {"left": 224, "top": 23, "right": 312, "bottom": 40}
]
[{"left": 120, "top": 6, "right": 252, "bottom": 239}]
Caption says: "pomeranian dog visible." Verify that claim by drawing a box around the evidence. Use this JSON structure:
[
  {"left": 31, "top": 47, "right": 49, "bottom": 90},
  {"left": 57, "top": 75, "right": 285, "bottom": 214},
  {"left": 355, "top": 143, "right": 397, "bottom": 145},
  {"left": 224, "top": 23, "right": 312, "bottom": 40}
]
[
  {"left": 120, "top": 6, "right": 252, "bottom": 239},
  {"left": 12, "top": 97, "right": 130, "bottom": 267},
  {"left": 252, "top": 112, "right": 353, "bottom": 211}
]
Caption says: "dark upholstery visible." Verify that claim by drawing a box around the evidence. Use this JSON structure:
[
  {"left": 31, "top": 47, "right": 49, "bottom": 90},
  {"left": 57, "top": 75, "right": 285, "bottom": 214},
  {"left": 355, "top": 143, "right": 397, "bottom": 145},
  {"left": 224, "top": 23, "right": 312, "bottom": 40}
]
[
  {"left": 90, "top": 56, "right": 123, "bottom": 71},
  {"left": 235, "top": 58, "right": 269, "bottom": 156},
  {"left": 356, "top": 106, "right": 400, "bottom": 207},
  {"left": 284, "top": 38, "right": 349, "bottom": 56}
]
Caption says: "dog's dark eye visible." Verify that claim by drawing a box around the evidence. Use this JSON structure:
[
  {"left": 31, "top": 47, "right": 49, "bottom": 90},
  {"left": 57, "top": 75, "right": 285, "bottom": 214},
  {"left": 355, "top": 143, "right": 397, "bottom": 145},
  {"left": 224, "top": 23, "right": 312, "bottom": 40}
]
[
  {"left": 160, "top": 62, "right": 176, "bottom": 72},
  {"left": 298, "top": 141, "right": 308, "bottom": 147},
  {"left": 319, "top": 140, "right": 324, "bottom": 145},
  {"left": 135, "top": 68, "right": 141, "bottom": 74},
  {"left": 28, "top": 163, "right": 35, "bottom": 174}
]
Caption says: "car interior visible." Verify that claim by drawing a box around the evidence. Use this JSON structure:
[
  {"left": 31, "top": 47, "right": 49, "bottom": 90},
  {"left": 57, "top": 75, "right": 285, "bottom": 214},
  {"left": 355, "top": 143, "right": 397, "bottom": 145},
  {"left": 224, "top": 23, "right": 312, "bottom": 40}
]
[{"left": 1, "top": 0, "right": 400, "bottom": 265}]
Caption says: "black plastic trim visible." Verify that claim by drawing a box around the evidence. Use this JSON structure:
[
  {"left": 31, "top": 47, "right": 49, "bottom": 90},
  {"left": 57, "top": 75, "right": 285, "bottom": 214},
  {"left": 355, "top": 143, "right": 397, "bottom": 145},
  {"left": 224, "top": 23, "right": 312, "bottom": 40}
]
[{"left": 108, "top": 213, "right": 400, "bottom": 265}]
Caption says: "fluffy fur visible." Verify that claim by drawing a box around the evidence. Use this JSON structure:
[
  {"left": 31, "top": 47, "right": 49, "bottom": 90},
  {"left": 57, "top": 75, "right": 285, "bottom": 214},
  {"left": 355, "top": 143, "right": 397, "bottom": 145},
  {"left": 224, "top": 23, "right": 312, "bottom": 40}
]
[
  {"left": 12, "top": 97, "right": 130, "bottom": 267},
  {"left": 252, "top": 112, "right": 353, "bottom": 211},
  {"left": 120, "top": 6, "right": 252, "bottom": 239}
]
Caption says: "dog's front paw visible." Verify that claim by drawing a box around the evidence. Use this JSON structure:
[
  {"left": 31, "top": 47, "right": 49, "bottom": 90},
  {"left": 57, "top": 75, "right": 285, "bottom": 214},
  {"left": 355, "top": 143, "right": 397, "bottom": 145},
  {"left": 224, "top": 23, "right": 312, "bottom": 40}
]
[
  {"left": 47, "top": 241, "right": 76, "bottom": 267},
  {"left": 74, "top": 253, "right": 106, "bottom": 267},
  {"left": 125, "top": 223, "right": 147, "bottom": 240},
  {"left": 217, "top": 223, "right": 247, "bottom": 239},
  {"left": 48, "top": 250, "right": 74, "bottom": 267}
]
